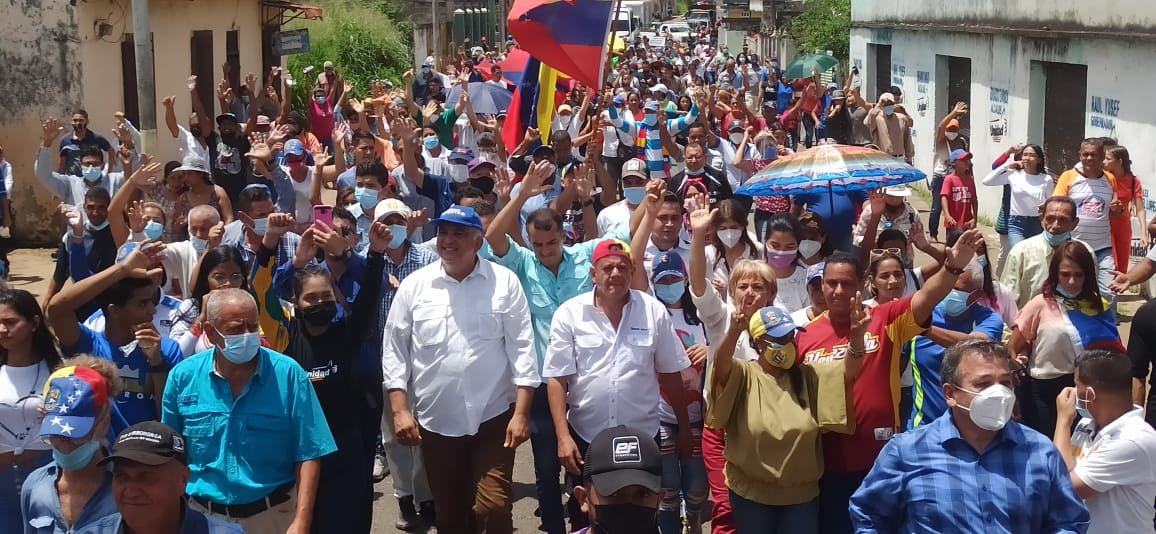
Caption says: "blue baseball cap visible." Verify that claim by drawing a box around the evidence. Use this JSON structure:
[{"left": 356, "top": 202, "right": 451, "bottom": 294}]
[
  {"left": 284, "top": 139, "right": 306, "bottom": 158},
  {"left": 449, "top": 146, "right": 475, "bottom": 163},
  {"left": 651, "top": 252, "right": 686, "bottom": 282},
  {"left": 643, "top": 100, "right": 660, "bottom": 112},
  {"left": 39, "top": 366, "right": 110, "bottom": 439},
  {"left": 432, "top": 205, "right": 484, "bottom": 231},
  {"left": 950, "top": 148, "right": 973, "bottom": 163},
  {"left": 748, "top": 306, "right": 805, "bottom": 340},
  {"left": 613, "top": 95, "right": 624, "bottom": 106},
  {"left": 806, "top": 261, "right": 825, "bottom": 283}
]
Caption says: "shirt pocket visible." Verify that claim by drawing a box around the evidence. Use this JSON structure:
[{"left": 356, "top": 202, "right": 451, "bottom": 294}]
[
  {"left": 624, "top": 333, "right": 654, "bottom": 365},
  {"left": 412, "top": 306, "right": 448, "bottom": 347},
  {"left": 182, "top": 410, "right": 226, "bottom": 461},
  {"left": 574, "top": 334, "right": 607, "bottom": 370}
]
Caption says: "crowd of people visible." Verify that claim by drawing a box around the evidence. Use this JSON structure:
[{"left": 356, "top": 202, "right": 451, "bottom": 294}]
[{"left": 1, "top": 24, "right": 1156, "bottom": 534}]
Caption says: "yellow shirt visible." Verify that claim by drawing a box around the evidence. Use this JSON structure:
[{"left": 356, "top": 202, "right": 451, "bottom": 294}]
[{"left": 707, "top": 358, "right": 853, "bottom": 506}]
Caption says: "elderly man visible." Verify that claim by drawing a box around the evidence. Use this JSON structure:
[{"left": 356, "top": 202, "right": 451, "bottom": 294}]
[
  {"left": 92, "top": 421, "right": 242, "bottom": 532},
  {"left": 382, "top": 204, "right": 539, "bottom": 533},
  {"left": 863, "top": 92, "right": 914, "bottom": 164},
  {"left": 851, "top": 340, "right": 1090, "bottom": 533},
  {"left": 544, "top": 238, "right": 692, "bottom": 531},
  {"left": 1000, "top": 196, "right": 1088, "bottom": 308},
  {"left": 161, "top": 288, "right": 336, "bottom": 534}
]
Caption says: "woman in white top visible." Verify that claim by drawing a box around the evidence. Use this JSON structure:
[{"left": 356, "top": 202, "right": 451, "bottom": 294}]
[
  {"left": 982, "top": 143, "right": 1052, "bottom": 250},
  {"left": 0, "top": 289, "right": 60, "bottom": 531},
  {"left": 705, "top": 200, "right": 764, "bottom": 300},
  {"left": 765, "top": 214, "right": 811, "bottom": 313}
]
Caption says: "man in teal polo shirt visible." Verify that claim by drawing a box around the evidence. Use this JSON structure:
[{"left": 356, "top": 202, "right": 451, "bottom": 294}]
[
  {"left": 161, "top": 288, "right": 336, "bottom": 533},
  {"left": 483, "top": 160, "right": 654, "bottom": 534}
]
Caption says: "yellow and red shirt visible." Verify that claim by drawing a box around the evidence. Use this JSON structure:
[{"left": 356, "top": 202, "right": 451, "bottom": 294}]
[{"left": 796, "top": 296, "right": 926, "bottom": 473}]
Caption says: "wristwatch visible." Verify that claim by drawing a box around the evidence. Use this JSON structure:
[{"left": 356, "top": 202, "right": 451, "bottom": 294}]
[
  {"left": 581, "top": 199, "right": 595, "bottom": 208},
  {"left": 944, "top": 264, "right": 965, "bottom": 276}
]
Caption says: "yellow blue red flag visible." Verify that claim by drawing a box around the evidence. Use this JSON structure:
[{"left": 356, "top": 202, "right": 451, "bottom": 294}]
[{"left": 507, "top": 0, "right": 614, "bottom": 89}]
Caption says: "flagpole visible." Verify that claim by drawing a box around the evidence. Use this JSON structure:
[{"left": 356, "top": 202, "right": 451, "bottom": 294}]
[{"left": 599, "top": 0, "right": 623, "bottom": 89}]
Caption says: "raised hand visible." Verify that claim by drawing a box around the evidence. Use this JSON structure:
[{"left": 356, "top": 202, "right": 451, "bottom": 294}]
[
  {"left": 311, "top": 220, "right": 346, "bottom": 257},
  {"left": 688, "top": 198, "right": 716, "bottom": 234},
  {"left": 944, "top": 228, "right": 983, "bottom": 269},
  {"left": 868, "top": 189, "right": 886, "bottom": 216},
  {"left": 265, "top": 213, "right": 294, "bottom": 238},
  {"left": 952, "top": 101, "right": 968, "bottom": 115},
  {"left": 849, "top": 291, "right": 872, "bottom": 339},
  {"left": 367, "top": 221, "right": 391, "bottom": 254},
  {"left": 162, "top": 95, "right": 176, "bottom": 108},
  {"left": 244, "top": 140, "right": 273, "bottom": 162},
  {"left": 406, "top": 208, "right": 430, "bottom": 235},
  {"left": 245, "top": 72, "right": 257, "bottom": 91},
  {"left": 520, "top": 160, "right": 555, "bottom": 197},
  {"left": 525, "top": 127, "right": 541, "bottom": 144},
  {"left": 125, "top": 200, "right": 146, "bottom": 233},
  {"left": 42, "top": 117, "right": 64, "bottom": 146},
  {"left": 121, "top": 241, "right": 166, "bottom": 278}
]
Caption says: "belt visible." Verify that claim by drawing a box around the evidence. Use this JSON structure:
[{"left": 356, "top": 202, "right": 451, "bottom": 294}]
[{"left": 192, "top": 483, "right": 293, "bottom": 519}]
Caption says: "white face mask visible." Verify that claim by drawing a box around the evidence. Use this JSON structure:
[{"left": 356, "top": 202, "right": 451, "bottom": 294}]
[
  {"left": 955, "top": 384, "right": 1016, "bottom": 431},
  {"left": 448, "top": 164, "right": 469, "bottom": 183},
  {"left": 798, "top": 239, "right": 822, "bottom": 259},
  {"left": 945, "top": 131, "right": 959, "bottom": 141},
  {"left": 717, "top": 229, "right": 742, "bottom": 249},
  {"left": 728, "top": 132, "right": 744, "bottom": 145}
]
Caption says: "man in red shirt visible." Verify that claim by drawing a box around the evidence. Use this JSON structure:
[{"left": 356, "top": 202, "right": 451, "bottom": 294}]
[
  {"left": 940, "top": 149, "right": 978, "bottom": 242},
  {"left": 796, "top": 230, "right": 983, "bottom": 534}
]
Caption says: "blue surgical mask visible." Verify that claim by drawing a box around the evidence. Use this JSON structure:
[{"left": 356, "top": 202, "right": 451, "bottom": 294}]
[
  {"left": 623, "top": 186, "right": 647, "bottom": 205},
  {"left": 643, "top": 113, "right": 658, "bottom": 126},
  {"left": 143, "top": 220, "right": 164, "bottom": 241},
  {"left": 315, "top": 97, "right": 327, "bottom": 105},
  {"left": 355, "top": 187, "right": 379, "bottom": 210},
  {"left": 218, "top": 332, "right": 261, "bottom": 364},
  {"left": 1076, "top": 389, "right": 1095, "bottom": 419},
  {"left": 882, "top": 105, "right": 896, "bottom": 116},
  {"left": 942, "top": 289, "right": 972, "bottom": 317},
  {"left": 1043, "top": 230, "right": 1070, "bottom": 247},
  {"left": 86, "top": 219, "right": 109, "bottom": 231},
  {"left": 387, "top": 224, "right": 408, "bottom": 249},
  {"left": 655, "top": 281, "right": 685, "bottom": 305},
  {"left": 1056, "top": 285, "right": 1079, "bottom": 299},
  {"left": 189, "top": 236, "right": 208, "bottom": 256},
  {"left": 53, "top": 440, "right": 100, "bottom": 471},
  {"left": 82, "top": 166, "right": 103, "bottom": 183},
  {"left": 251, "top": 217, "right": 268, "bottom": 236},
  {"left": 422, "top": 136, "right": 440, "bottom": 150},
  {"left": 976, "top": 255, "right": 989, "bottom": 269}
]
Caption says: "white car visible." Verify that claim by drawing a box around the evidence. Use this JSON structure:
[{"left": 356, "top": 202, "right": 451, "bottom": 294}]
[{"left": 659, "top": 22, "right": 692, "bottom": 43}]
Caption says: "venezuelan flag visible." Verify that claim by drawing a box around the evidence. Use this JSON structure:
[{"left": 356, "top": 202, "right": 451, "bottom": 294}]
[
  {"left": 508, "top": 0, "right": 614, "bottom": 90},
  {"left": 503, "top": 56, "right": 568, "bottom": 149}
]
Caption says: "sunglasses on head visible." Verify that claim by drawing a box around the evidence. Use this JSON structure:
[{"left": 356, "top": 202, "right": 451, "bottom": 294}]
[{"left": 869, "top": 248, "right": 902, "bottom": 261}]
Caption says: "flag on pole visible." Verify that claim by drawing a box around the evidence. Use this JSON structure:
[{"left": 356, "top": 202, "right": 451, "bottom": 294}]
[
  {"left": 507, "top": 0, "right": 615, "bottom": 90},
  {"left": 502, "top": 56, "right": 570, "bottom": 149}
]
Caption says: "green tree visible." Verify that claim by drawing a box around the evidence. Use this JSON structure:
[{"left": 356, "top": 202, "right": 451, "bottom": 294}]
[
  {"left": 788, "top": 0, "right": 851, "bottom": 61},
  {"left": 284, "top": 0, "right": 414, "bottom": 109}
]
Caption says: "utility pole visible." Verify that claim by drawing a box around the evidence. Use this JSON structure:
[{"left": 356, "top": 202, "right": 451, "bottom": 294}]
[{"left": 132, "top": 0, "right": 157, "bottom": 154}]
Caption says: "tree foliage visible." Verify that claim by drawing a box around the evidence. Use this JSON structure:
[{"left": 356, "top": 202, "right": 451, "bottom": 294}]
[
  {"left": 285, "top": 0, "right": 414, "bottom": 108},
  {"left": 788, "top": 0, "right": 851, "bottom": 61}
]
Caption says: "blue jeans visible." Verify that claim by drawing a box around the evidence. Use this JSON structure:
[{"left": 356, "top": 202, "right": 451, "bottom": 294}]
[
  {"left": 1007, "top": 215, "right": 1043, "bottom": 251},
  {"left": 754, "top": 208, "right": 775, "bottom": 242},
  {"left": 658, "top": 423, "right": 708, "bottom": 534},
  {"left": 729, "top": 491, "right": 819, "bottom": 534},
  {"left": 928, "top": 174, "right": 945, "bottom": 238},
  {"left": 801, "top": 114, "right": 817, "bottom": 148},
  {"left": 1095, "top": 247, "right": 1118, "bottom": 316},
  {"left": 530, "top": 385, "right": 566, "bottom": 534},
  {"left": 0, "top": 454, "right": 52, "bottom": 533}
]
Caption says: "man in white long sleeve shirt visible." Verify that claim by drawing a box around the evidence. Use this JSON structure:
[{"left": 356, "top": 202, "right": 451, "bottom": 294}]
[
  {"left": 382, "top": 204, "right": 539, "bottom": 534},
  {"left": 35, "top": 118, "right": 126, "bottom": 206}
]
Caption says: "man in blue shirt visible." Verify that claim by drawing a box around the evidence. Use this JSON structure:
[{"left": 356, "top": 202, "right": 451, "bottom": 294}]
[
  {"left": 162, "top": 288, "right": 336, "bottom": 533},
  {"left": 792, "top": 189, "right": 868, "bottom": 253},
  {"left": 46, "top": 242, "right": 184, "bottom": 425},
  {"left": 851, "top": 340, "right": 1090, "bottom": 533},
  {"left": 905, "top": 262, "right": 1005, "bottom": 430}
]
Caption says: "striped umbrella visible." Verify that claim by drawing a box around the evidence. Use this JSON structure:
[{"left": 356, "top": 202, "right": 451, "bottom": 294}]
[{"left": 736, "top": 144, "right": 926, "bottom": 198}]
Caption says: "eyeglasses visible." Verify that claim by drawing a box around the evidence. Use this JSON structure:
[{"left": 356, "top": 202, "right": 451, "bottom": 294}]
[
  {"left": 210, "top": 273, "right": 245, "bottom": 285},
  {"left": 869, "top": 248, "right": 903, "bottom": 261}
]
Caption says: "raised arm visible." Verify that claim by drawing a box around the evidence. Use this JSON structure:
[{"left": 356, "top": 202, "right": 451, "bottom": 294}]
[
  {"left": 34, "top": 118, "right": 73, "bottom": 200},
  {"left": 935, "top": 102, "right": 967, "bottom": 144},
  {"left": 911, "top": 229, "right": 982, "bottom": 326},
  {"left": 162, "top": 95, "right": 180, "bottom": 139},
  {"left": 687, "top": 194, "right": 716, "bottom": 298},
  {"left": 188, "top": 76, "right": 212, "bottom": 142}
]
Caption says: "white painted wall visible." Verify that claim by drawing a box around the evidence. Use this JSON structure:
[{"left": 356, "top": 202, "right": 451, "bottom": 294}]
[
  {"left": 849, "top": 27, "right": 1156, "bottom": 224},
  {"left": 852, "top": 0, "right": 1156, "bottom": 30}
]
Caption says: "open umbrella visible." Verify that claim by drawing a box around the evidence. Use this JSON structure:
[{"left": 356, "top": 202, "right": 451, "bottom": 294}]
[
  {"left": 445, "top": 82, "right": 514, "bottom": 115},
  {"left": 782, "top": 53, "right": 840, "bottom": 80},
  {"left": 735, "top": 144, "right": 926, "bottom": 197}
]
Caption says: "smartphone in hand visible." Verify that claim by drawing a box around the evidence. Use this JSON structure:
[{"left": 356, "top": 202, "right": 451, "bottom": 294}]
[{"left": 313, "top": 205, "right": 333, "bottom": 228}]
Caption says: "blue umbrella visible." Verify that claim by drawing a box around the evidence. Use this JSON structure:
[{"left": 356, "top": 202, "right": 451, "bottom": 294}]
[
  {"left": 736, "top": 144, "right": 926, "bottom": 197},
  {"left": 445, "top": 82, "right": 514, "bottom": 115}
]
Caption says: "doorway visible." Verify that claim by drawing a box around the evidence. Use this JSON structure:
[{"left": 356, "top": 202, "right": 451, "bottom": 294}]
[
  {"left": 867, "top": 44, "right": 891, "bottom": 101},
  {"left": 935, "top": 55, "right": 972, "bottom": 136},
  {"left": 190, "top": 30, "right": 216, "bottom": 119},
  {"left": 1029, "top": 61, "right": 1088, "bottom": 175}
]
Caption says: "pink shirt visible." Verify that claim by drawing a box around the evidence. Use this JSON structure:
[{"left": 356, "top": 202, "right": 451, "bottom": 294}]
[{"left": 308, "top": 100, "right": 335, "bottom": 141}]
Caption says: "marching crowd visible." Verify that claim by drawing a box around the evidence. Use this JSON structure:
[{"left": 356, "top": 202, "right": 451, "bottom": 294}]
[{"left": 2, "top": 27, "right": 1156, "bottom": 534}]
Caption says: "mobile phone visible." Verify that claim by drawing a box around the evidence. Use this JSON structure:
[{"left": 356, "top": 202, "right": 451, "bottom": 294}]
[
  {"left": 303, "top": 65, "right": 315, "bottom": 74},
  {"left": 313, "top": 205, "right": 333, "bottom": 228}
]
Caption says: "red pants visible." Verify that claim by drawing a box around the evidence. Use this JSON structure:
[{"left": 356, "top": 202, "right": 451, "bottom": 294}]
[{"left": 702, "top": 427, "right": 736, "bottom": 534}]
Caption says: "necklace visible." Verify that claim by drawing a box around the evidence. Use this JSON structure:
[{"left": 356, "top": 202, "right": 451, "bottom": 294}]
[{"left": 0, "top": 361, "right": 44, "bottom": 453}]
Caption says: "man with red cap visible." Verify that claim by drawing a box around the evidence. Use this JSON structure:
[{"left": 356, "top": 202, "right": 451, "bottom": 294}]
[{"left": 543, "top": 238, "right": 692, "bottom": 531}]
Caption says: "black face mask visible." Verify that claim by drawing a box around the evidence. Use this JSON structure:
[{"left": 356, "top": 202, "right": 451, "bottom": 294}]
[
  {"left": 591, "top": 503, "right": 658, "bottom": 534},
  {"left": 190, "top": 126, "right": 203, "bottom": 138},
  {"left": 471, "top": 177, "right": 495, "bottom": 194},
  {"left": 299, "top": 300, "right": 338, "bottom": 327}
]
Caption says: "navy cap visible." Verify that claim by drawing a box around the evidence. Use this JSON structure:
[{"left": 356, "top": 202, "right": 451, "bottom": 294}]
[{"left": 449, "top": 146, "right": 475, "bottom": 163}]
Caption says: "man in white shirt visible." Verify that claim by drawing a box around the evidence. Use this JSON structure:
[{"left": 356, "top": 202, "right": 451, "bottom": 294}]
[
  {"left": 382, "top": 204, "right": 539, "bottom": 534},
  {"left": 596, "top": 158, "right": 648, "bottom": 237},
  {"left": 1054, "top": 349, "right": 1156, "bottom": 533},
  {"left": 1000, "top": 196, "right": 1094, "bottom": 308},
  {"left": 543, "top": 238, "right": 692, "bottom": 531}
]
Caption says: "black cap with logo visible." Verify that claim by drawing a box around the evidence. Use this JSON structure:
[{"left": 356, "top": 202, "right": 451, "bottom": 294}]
[
  {"left": 101, "top": 421, "right": 188, "bottom": 466},
  {"left": 582, "top": 425, "right": 662, "bottom": 495}
]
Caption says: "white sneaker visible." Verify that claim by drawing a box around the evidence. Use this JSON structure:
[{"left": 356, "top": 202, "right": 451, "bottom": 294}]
[{"left": 373, "top": 450, "right": 389, "bottom": 482}]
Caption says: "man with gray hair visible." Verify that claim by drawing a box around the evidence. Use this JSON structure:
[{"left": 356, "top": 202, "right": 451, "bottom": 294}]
[
  {"left": 161, "top": 288, "right": 336, "bottom": 533},
  {"left": 851, "top": 340, "right": 1090, "bottom": 532},
  {"left": 903, "top": 261, "right": 1006, "bottom": 430}
]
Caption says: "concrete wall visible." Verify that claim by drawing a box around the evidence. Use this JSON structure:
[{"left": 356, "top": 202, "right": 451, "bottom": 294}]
[
  {"left": 0, "top": 0, "right": 84, "bottom": 243},
  {"left": 852, "top": 0, "right": 1156, "bottom": 34},
  {"left": 0, "top": 0, "right": 265, "bottom": 243},
  {"left": 849, "top": 26, "right": 1156, "bottom": 225}
]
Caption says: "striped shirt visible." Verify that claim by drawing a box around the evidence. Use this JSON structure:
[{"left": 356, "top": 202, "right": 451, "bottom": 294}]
[{"left": 608, "top": 104, "right": 700, "bottom": 180}]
